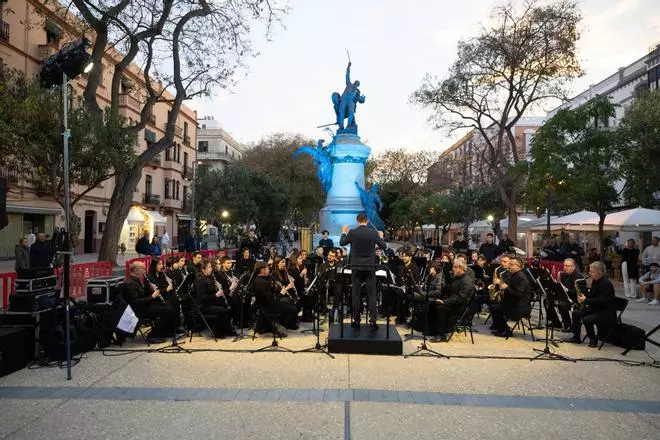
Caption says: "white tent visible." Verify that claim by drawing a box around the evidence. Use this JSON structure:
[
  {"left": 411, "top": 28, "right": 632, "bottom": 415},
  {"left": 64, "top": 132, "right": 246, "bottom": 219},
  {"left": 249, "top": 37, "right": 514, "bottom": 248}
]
[
  {"left": 528, "top": 210, "right": 600, "bottom": 232},
  {"left": 580, "top": 207, "right": 660, "bottom": 232}
]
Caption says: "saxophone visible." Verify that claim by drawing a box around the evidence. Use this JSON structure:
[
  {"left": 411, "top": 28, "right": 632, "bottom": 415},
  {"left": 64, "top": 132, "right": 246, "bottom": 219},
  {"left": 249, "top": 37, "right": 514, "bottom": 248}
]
[{"left": 573, "top": 276, "right": 590, "bottom": 310}]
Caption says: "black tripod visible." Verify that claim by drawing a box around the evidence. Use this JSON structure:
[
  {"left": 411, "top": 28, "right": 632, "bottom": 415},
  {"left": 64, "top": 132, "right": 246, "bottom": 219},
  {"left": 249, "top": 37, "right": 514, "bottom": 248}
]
[
  {"left": 404, "top": 272, "right": 424, "bottom": 342},
  {"left": 251, "top": 310, "right": 295, "bottom": 354},
  {"left": 404, "top": 266, "right": 449, "bottom": 359},
  {"left": 528, "top": 269, "right": 574, "bottom": 362},
  {"left": 156, "top": 273, "right": 192, "bottom": 353},
  {"left": 297, "top": 270, "right": 334, "bottom": 358},
  {"left": 233, "top": 272, "right": 253, "bottom": 342}
]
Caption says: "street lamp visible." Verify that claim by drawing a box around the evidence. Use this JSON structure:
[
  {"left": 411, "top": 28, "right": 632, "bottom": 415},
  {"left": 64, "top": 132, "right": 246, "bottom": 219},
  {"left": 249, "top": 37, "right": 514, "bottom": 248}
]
[
  {"left": 221, "top": 210, "right": 229, "bottom": 219},
  {"left": 39, "top": 38, "right": 94, "bottom": 381}
]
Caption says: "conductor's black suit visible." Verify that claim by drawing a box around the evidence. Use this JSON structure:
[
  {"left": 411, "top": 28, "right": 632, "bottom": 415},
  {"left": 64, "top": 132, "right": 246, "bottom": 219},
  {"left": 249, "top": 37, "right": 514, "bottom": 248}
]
[{"left": 340, "top": 224, "right": 388, "bottom": 325}]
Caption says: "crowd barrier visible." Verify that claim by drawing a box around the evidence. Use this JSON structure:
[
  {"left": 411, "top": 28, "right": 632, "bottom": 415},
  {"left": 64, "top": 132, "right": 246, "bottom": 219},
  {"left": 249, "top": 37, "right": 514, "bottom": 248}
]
[
  {"left": 526, "top": 259, "right": 563, "bottom": 279},
  {"left": 1, "top": 261, "right": 113, "bottom": 309}
]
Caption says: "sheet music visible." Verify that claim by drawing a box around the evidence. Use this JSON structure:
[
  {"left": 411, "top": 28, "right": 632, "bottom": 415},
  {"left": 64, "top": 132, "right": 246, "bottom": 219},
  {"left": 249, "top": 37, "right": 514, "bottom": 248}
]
[{"left": 117, "top": 305, "right": 138, "bottom": 333}]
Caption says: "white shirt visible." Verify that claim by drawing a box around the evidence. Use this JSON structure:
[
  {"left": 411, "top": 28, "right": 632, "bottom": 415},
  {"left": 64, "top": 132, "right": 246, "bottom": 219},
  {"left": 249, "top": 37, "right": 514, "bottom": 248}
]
[
  {"left": 27, "top": 233, "right": 36, "bottom": 247},
  {"left": 161, "top": 232, "right": 170, "bottom": 247},
  {"left": 641, "top": 245, "right": 660, "bottom": 266}
]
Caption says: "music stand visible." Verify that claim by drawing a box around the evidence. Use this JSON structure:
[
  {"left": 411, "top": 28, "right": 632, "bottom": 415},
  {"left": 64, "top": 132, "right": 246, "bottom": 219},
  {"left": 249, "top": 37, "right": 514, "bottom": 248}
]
[
  {"left": 296, "top": 268, "right": 334, "bottom": 358},
  {"left": 180, "top": 273, "right": 217, "bottom": 343},
  {"left": 527, "top": 268, "right": 575, "bottom": 362},
  {"left": 233, "top": 271, "right": 253, "bottom": 342},
  {"left": 157, "top": 272, "right": 194, "bottom": 353}
]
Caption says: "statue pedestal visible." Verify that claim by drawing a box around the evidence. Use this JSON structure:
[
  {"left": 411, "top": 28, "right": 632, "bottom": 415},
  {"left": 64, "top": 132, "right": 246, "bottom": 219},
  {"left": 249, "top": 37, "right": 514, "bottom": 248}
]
[{"left": 319, "top": 132, "right": 370, "bottom": 245}]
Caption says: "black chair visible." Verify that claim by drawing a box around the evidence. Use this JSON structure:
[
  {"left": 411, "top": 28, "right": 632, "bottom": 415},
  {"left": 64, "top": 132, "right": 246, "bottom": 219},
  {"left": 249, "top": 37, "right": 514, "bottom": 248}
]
[
  {"left": 447, "top": 292, "right": 477, "bottom": 344},
  {"left": 507, "top": 304, "right": 536, "bottom": 341},
  {"left": 598, "top": 297, "right": 628, "bottom": 350}
]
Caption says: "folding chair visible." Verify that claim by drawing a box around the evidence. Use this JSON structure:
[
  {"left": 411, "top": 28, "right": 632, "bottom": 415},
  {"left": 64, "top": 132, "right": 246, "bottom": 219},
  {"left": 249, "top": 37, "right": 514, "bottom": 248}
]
[
  {"left": 447, "top": 291, "right": 477, "bottom": 344},
  {"left": 507, "top": 304, "right": 536, "bottom": 341},
  {"left": 598, "top": 297, "right": 628, "bottom": 350}
]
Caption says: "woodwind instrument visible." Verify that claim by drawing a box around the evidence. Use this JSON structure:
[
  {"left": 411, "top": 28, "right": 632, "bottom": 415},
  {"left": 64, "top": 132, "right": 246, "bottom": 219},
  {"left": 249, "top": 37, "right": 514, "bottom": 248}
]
[
  {"left": 573, "top": 275, "right": 590, "bottom": 310},
  {"left": 213, "top": 276, "right": 231, "bottom": 310},
  {"left": 144, "top": 274, "right": 166, "bottom": 303},
  {"left": 228, "top": 269, "right": 240, "bottom": 296}
]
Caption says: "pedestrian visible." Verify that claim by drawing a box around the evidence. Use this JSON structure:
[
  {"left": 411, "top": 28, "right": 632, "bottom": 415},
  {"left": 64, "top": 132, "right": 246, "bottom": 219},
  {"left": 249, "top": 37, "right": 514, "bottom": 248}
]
[
  {"left": 150, "top": 236, "right": 162, "bottom": 258},
  {"left": 161, "top": 231, "right": 170, "bottom": 254},
  {"left": 15, "top": 237, "right": 30, "bottom": 272},
  {"left": 135, "top": 230, "right": 151, "bottom": 256},
  {"left": 26, "top": 229, "right": 36, "bottom": 248}
]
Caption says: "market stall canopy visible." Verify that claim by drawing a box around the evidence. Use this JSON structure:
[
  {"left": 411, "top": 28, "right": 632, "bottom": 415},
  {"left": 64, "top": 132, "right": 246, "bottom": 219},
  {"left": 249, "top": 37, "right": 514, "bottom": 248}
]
[{"left": 528, "top": 210, "right": 599, "bottom": 232}]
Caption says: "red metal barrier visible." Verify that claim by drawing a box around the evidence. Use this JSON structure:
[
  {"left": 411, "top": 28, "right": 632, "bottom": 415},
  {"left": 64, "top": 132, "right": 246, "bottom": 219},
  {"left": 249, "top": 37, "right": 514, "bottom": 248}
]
[
  {"left": 1, "top": 261, "right": 113, "bottom": 309},
  {"left": 526, "top": 258, "right": 563, "bottom": 279}
]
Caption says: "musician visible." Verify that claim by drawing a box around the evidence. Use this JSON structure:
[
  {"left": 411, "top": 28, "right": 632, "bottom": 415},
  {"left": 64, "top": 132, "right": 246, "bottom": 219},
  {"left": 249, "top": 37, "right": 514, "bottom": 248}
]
[
  {"left": 318, "top": 248, "right": 342, "bottom": 310},
  {"left": 194, "top": 259, "right": 236, "bottom": 338},
  {"left": 555, "top": 258, "right": 583, "bottom": 331},
  {"left": 167, "top": 256, "right": 188, "bottom": 289},
  {"left": 452, "top": 232, "right": 469, "bottom": 253},
  {"left": 122, "top": 261, "right": 177, "bottom": 340},
  {"left": 563, "top": 261, "right": 616, "bottom": 347},
  {"left": 472, "top": 255, "right": 488, "bottom": 286},
  {"left": 489, "top": 257, "right": 531, "bottom": 337},
  {"left": 455, "top": 253, "right": 475, "bottom": 285},
  {"left": 431, "top": 259, "right": 474, "bottom": 342},
  {"left": 146, "top": 258, "right": 181, "bottom": 323},
  {"left": 234, "top": 247, "right": 256, "bottom": 277},
  {"left": 424, "top": 261, "right": 444, "bottom": 297},
  {"left": 289, "top": 251, "right": 314, "bottom": 321},
  {"left": 340, "top": 213, "right": 388, "bottom": 331},
  {"left": 272, "top": 256, "right": 299, "bottom": 306},
  {"left": 187, "top": 252, "right": 203, "bottom": 279},
  {"left": 213, "top": 257, "right": 243, "bottom": 324},
  {"left": 393, "top": 250, "right": 421, "bottom": 325},
  {"left": 252, "top": 262, "right": 299, "bottom": 333},
  {"left": 478, "top": 233, "right": 498, "bottom": 262},
  {"left": 495, "top": 232, "right": 515, "bottom": 257},
  {"left": 319, "top": 230, "right": 334, "bottom": 257}
]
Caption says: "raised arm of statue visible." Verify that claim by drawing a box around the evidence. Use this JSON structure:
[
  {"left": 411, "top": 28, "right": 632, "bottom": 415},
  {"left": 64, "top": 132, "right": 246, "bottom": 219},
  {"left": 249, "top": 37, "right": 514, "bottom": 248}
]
[{"left": 345, "top": 62, "right": 351, "bottom": 86}]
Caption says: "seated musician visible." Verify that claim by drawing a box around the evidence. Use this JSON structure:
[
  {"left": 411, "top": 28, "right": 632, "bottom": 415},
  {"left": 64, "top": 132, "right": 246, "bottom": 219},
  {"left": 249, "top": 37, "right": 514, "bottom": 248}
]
[
  {"left": 431, "top": 258, "right": 474, "bottom": 342},
  {"left": 555, "top": 258, "right": 583, "bottom": 331},
  {"left": 146, "top": 258, "right": 181, "bottom": 325},
  {"left": 234, "top": 247, "right": 256, "bottom": 277},
  {"left": 288, "top": 251, "right": 314, "bottom": 322},
  {"left": 252, "top": 262, "right": 299, "bottom": 334},
  {"left": 122, "top": 261, "right": 177, "bottom": 340},
  {"left": 394, "top": 250, "right": 421, "bottom": 325},
  {"left": 194, "top": 259, "right": 236, "bottom": 338},
  {"left": 563, "top": 261, "right": 616, "bottom": 347},
  {"left": 272, "top": 255, "right": 299, "bottom": 308},
  {"left": 318, "top": 248, "right": 342, "bottom": 311},
  {"left": 455, "top": 253, "right": 475, "bottom": 284},
  {"left": 472, "top": 254, "right": 488, "bottom": 286},
  {"left": 167, "top": 256, "right": 188, "bottom": 289},
  {"left": 311, "top": 246, "right": 325, "bottom": 267},
  {"left": 213, "top": 257, "right": 243, "bottom": 324},
  {"left": 488, "top": 257, "right": 531, "bottom": 337},
  {"left": 187, "top": 252, "right": 203, "bottom": 279}
]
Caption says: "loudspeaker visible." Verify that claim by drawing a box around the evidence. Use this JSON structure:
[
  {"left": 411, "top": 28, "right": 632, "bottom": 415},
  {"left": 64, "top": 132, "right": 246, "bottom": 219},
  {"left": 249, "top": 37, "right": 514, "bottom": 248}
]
[{"left": 0, "top": 327, "right": 32, "bottom": 376}]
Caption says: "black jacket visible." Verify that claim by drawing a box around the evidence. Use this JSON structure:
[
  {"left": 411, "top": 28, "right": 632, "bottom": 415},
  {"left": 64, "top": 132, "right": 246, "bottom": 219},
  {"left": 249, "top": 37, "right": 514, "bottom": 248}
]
[
  {"left": 559, "top": 270, "right": 583, "bottom": 301},
  {"left": 122, "top": 276, "right": 153, "bottom": 315},
  {"left": 424, "top": 273, "right": 443, "bottom": 298},
  {"left": 584, "top": 276, "right": 616, "bottom": 314},
  {"left": 478, "top": 243, "right": 498, "bottom": 262},
  {"left": 253, "top": 275, "right": 276, "bottom": 310},
  {"left": 443, "top": 273, "right": 473, "bottom": 308},
  {"left": 502, "top": 270, "right": 531, "bottom": 315},
  {"left": 340, "top": 225, "right": 387, "bottom": 270},
  {"left": 135, "top": 237, "right": 150, "bottom": 255},
  {"left": 234, "top": 258, "right": 256, "bottom": 277},
  {"left": 195, "top": 276, "right": 223, "bottom": 308},
  {"left": 29, "top": 240, "right": 54, "bottom": 268}
]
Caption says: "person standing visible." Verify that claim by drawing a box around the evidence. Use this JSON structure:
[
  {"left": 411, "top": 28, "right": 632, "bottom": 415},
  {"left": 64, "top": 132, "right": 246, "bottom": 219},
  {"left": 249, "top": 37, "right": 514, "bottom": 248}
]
[
  {"left": 319, "top": 230, "right": 334, "bottom": 257},
  {"left": 340, "top": 212, "right": 387, "bottom": 332},
  {"left": 184, "top": 229, "right": 198, "bottom": 253},
  {"left": 617, "top": 239, "right": 640, "bottom": 298},
  {"left": 150, "top": 236, "right": 162, "bottom": 258},
  {"left": 26, "top": 229, "right": 36, "bottom": 248},
  {"left": 135, "top": 230, "right": 151, "bottom": 256},
  {"left": 161, "top": 231, "right": 170, "bottom": 254},
  {"left": 15, "top": 238, "right": 30, "bottom": 272},
  {"left": 29, "top": 233, "right": 54, "bottom": 268},
  {"left": 478, "top": 233, "right": 498, "bottom": 262}
]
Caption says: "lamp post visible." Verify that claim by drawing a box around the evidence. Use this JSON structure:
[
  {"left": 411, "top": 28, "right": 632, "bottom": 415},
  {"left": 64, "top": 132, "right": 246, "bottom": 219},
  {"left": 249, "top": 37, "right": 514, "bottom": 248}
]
[{"left": 39, "top": 38, "right": 93, "bottom": 380}]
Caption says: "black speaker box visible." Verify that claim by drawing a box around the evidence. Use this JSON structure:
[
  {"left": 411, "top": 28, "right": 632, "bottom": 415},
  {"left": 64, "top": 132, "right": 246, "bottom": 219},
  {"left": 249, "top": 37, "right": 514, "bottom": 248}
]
[{"left": 0, "top": 327, "right": 32, "bottom": 376}]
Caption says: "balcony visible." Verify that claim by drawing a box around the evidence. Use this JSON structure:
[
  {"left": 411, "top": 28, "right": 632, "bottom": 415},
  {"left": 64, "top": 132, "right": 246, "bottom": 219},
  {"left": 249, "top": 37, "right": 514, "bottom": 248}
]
[
  {"left": 38, "top": 44, "right": 58, "bottom": 60},
  {"left": 147, "top": 154, "right": 162, "bottom": 167},
  {"left": 162, "top": 198, "right": 182, "bottom": 209},
  {"left": 119, "top": 94, "right": 139, "bottom": 109},
  {"left": 143, "top": 193, "right": 161, "bottom": 206},
  {"left": 197, "top": 151, "right": 236, "bottom": 163},
  {"left": 162, "top": 123, "right": 184, "bottom": 138},
  {"left": 147, "top": 114, "right": 156, "bottom": 126},
  {"left": 0, "top": 166, "right": 19, "bottom": 184},
  {"left": 0, "top": 21, "right": 9, "bottom": 43},
  {"left": 183, "top": 166, "right": 194, "bottom": 180}
]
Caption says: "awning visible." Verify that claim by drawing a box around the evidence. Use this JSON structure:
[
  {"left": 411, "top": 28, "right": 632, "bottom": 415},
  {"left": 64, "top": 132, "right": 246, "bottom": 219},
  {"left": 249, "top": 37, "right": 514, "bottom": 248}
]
[
  {"left": 176, "top": 214, "right": 192, "bottom": 221},
  {"left": 7, "top": 201, "right": 63, "bottom": 216},
  {"left": 145, "top": 210, "right": 167, "bottom": 225},
  {"left": 126, "top": 209, "right": 145, "bottom": 224}
]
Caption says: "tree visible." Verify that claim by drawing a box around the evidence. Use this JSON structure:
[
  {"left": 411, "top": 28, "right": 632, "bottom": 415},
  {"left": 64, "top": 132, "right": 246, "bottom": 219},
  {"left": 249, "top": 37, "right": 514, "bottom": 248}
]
[
  {"left": 195, "top": 165, "right": 290, "bottom": 241},
  {"left": 241, "top": 133, "right": 325, "bottom": 228},
  {"left": 528, "top": 96, "right": 624, "bottom": 259},
  {"left": 0, "top": 65, "right": 135, "bottom": 246},
  {"left": 412, "top": 0, "right": 583, "bottom": 240},
  {"left": 61, "top": 1, "right": 283, "bottom": 264},
  {"left": 619, "top": 88, "right": 660, "bottom": 206},
  {"left": 369, "top": 149, "right": 435, "bottom": 186}
]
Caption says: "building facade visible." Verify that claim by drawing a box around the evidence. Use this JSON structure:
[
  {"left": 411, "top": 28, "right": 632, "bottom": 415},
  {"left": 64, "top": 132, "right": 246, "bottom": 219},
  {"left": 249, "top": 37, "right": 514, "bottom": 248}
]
[
  {"left": 196, "top": 116, "right": 244, "bottom": 171},
  {"left": 0, "top": 0, "right": 197, "bottom": 258}
]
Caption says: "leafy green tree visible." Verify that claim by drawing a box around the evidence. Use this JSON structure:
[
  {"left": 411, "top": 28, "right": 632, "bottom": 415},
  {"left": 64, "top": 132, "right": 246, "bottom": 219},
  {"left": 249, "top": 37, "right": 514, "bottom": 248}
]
[
  {"left": 412, "top": 0, "right": 583, "bottom": 239},
  {"left": 528, "top": 96, "right": 624, "bottom": 258},
  {"left": 619, "top": 88, "right": 660, "bottom": 206}
]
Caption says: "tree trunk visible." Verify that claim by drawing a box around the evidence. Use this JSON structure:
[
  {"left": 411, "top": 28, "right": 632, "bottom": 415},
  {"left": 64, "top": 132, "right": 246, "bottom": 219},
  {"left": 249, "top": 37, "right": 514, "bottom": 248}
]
[
  {"left": 598, "top": 214, "right": 606, "bottom": 263},
  {"left": 98, "top": 168, "right": 145, "bottom": 265},
  {"left": 507, "top": 208, "right": 518, "bottom": 242}
]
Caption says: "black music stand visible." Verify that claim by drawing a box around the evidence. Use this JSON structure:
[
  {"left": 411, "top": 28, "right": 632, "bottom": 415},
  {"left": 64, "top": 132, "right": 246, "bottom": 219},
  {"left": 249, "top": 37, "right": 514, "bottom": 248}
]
[
  {"left": 297, "top": 269, "right": 334, "bottom": 358},
  {"left": 404, "top": 270, "right": 424, "bottom": 342},
  {"left": 527, "top": 269, "right": 574, "bottom": 362},
  {"left": 404, "top": 267, "right": 449, "bottom": 359},
  {"left": 231, "top": 271, "right": 253, "bottom": 342},
  {"left": 181, "top": 273, "right": 218, "bottom": 343},
  {"left": 157, "top": 272, "right": 193, "bottom": 353}
]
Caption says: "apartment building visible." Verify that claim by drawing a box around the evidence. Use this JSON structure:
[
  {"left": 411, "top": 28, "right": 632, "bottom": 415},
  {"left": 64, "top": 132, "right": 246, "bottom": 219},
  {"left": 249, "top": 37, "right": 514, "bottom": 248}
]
[
  {"left": 196, "top": 116, "right": 244, "bottom": 172},
  {"left": 0, "top": 0, "right": 197, "bottom": 257}
]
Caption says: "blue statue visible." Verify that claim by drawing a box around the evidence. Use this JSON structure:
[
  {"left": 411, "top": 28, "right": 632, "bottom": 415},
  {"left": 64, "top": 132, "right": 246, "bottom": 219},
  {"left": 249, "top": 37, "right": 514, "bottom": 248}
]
[
  {"left": 293, "top": 139, "right": 333, "bottom": 193},
  {"left": 355, "top": 182, "right": 384, "bottom": 230},
  {"left": 333, "top": 62, "right": 366, "bottom": 131}
]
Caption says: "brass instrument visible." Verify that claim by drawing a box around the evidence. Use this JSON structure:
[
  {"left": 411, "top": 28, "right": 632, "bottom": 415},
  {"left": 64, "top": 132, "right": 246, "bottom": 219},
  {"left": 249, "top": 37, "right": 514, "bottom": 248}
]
[
  {"left": 227, "top": 269, "right": 240, "bottom": 296},
  {"left": 487, "top": 265, "right": 504, "bottom": 302}
]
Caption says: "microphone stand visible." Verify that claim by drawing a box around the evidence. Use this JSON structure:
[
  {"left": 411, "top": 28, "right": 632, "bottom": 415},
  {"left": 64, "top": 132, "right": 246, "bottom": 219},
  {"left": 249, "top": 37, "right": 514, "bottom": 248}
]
[
  {"left": 528, "top": 268, "right": 574, "bottom": 362},
  {"left": 158, "top": 272, "right": 193, "bottom": 353},
  {"left": 233, "top": 272, "right": 253, "bottom": 342},
  {"left": 404, "top": 266, "right": 449, "bottom": 359},
  {"left": 297, "top": 269, "right": 334, "bottom": 358}
]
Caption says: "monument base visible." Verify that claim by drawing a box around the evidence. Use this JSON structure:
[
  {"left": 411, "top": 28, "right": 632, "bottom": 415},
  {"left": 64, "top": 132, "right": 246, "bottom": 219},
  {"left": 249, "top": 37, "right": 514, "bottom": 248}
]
[{"left": 327, "top": 323, "right": 403, "bottom": 355}]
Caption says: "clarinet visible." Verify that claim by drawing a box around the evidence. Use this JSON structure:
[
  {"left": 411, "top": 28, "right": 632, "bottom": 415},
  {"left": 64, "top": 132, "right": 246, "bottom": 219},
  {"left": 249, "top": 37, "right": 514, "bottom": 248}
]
[
  {"left": 213, "top": 276, "right": 231, "bottom": 310},
  {"left": 144, "top": 274, "right": 166, "bottom": 303}
]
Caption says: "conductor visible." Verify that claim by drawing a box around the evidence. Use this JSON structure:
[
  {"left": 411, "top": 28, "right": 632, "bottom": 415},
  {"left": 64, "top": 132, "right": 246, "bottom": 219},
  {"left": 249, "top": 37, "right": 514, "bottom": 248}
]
[{"left": 340, "top": 212, "right": 388, "bottom": 331}]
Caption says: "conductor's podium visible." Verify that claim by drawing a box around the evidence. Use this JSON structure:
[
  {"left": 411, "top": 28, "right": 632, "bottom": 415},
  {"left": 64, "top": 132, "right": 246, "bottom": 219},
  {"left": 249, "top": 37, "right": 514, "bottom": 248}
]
[{"left": 327, "top": 322, "right": 402, "bottom": 356}]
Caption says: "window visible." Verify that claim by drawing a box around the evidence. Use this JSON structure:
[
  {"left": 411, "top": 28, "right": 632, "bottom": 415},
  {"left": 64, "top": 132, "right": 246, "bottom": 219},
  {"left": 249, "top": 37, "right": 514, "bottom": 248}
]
[
  {"left": 202, "top": 124, "right": 206, "bottom": 129},
  {"left": 198, "top": 141, "right": 208, "bottom": 152},
  {"left": 183, "top": 185, "right": 188, "bottom": 203},
  {"left": 98, "top": 223, "right": 105, "bottom": 233},
  {"left": 145, "top": 175, "right": 152, "bottom": 195},
  {"left": 164, "top": 178, "right": 170, "bottom": 199},
  {"left": 176, "top": 181, "right": 180, "bottom": 200},
  {"left": 231, "top": 151, "right": 234, "bottom": 158},
  {"left": 184, "top": 152, "right": 188, "bottom": 170},
  {"left": 165, "top": 146, "right": 171, "bottom": 161},
  {"left": 225, "top": 145, "right": 228, "bottom": 154},
  {"left": 177, "top": 144, "right": 181, "bottom": 163},
  {"left": 184, "top": 122, "right": 189, "bottom": 138}
]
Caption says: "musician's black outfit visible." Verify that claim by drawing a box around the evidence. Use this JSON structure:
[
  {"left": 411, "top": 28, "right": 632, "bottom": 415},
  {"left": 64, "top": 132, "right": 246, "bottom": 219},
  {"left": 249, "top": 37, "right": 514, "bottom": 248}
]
[
  {"left": 146, "top": 271, "right": 181, "bottom": 325},
  {"left": 393, "top": 262, "right": 421, "bottom": 324},
  {"left": 214, "top": 270, "right": 243, "bottom": 324},
  {"left": 340, "top": 225, "right": 388, "bottom": 328},
  {"left": 478, "top": 242, "right": 498, "bottom": 262},
  {"left": 234, "top": 257, "right": 256, "bottom": 277},
  {"left": 567, "top": 276, "right": 616, "bottom": 345},
  {"left": 496, "top": 238, "right": 515, "bottom": 257},
  {"left": 552, "top": 270, "right": 583, "bottom": 330},
  {"left": 452, "top": 239, "right": 469, "bottom": 253},
  {"left": 489, "top": 270, "right": 531, "bottom": 336},
  {"left": 289, "top": 265, "right": 314, "bottom": 321},
  {"left": 122, "top": 276, "right": 177, "bottom": 338},
  {"left": 319, "top": 237, "right": 334, "bottom": 257},
  {"left": 194, "top": 276, "right": 236, "bottom": 338},
  {"left": 252, "top": 275, "right": 298, "bottom": 330},
  {"left": 318, "top": 261, "right": 341, "bottom": 309},
  {"left": 434, "top": 272, "right": 473, "bottom": 338}
]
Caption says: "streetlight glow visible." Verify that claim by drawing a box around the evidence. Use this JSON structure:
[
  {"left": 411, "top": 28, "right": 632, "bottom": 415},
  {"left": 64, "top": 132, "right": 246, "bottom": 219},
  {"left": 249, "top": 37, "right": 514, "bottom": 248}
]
[
  {"left": 487, "top": 215, "right": 494, "bottom": 222},
  {"left": 221, "top": 210, "right": 229, "bottom": 219}
]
